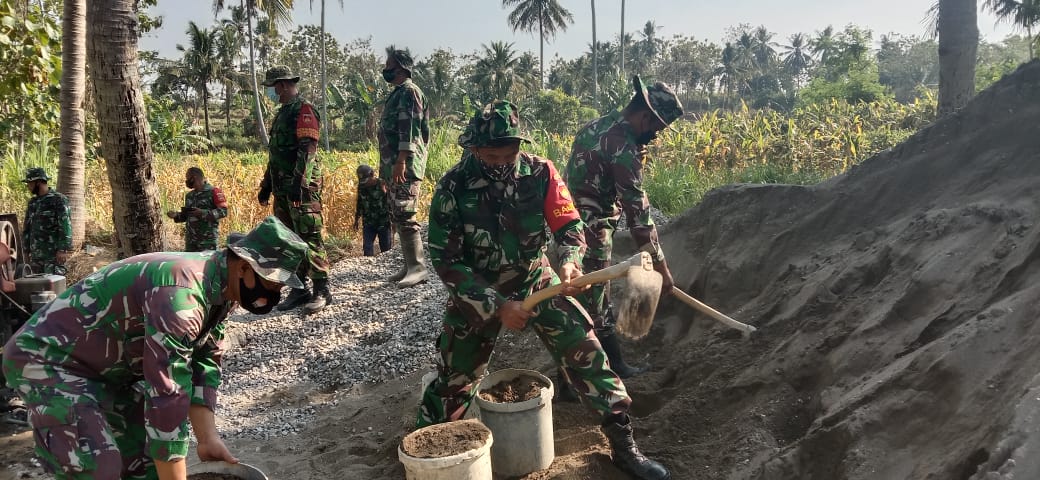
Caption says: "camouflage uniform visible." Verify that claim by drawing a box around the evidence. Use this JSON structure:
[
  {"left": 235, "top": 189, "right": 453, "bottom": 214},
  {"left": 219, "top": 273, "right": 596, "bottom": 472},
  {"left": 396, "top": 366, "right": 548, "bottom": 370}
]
[
  {"left": 23, "top": 187, "right": 73, "bottom": 276},
  {"left": 355, "top": 178, "right": 391, "bottom": 256},
  {"left": 1, "top": 217, "right": 306, "bottom": 480},
  {"left": 377, "top": 77, "right": 430, "bottom": 234},
  {"left": 171, "top": 181, "right": 228, "bottom": 251},
  {"left": 417, "top": 101, "right": 631, "bottom": 427},
  {"left": 565, "top": 76, "right": 683, "bottom": 331},
  {"left": 259, "top": 87, "right": 329, "bottom": 282}
]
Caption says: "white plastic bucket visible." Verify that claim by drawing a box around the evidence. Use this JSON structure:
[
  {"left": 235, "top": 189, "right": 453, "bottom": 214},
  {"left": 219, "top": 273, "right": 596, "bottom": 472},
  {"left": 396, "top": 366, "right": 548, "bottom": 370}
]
[
  {"left": 474, "top": 368, "right": 555, "bottom": 477},
  {"left": 398, "top": 420, "right": 494, "bottom": 480},
  {"left": 186, "top": 461, "right": 268, "bottom": 480}
]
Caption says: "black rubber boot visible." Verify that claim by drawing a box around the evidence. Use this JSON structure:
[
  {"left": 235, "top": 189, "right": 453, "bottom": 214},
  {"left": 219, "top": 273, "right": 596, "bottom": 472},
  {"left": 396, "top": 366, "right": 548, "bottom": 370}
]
[
  {"left": 554, "top": 369, "right": 579, "bottom": 403},
  {"left": 599, "top": 329, "right": 648, "bottom": 379},
  {"left": 602, "top": 413, "right": 670, "bottom": 480},
  {"left": 396, "top": 229, "right": 429, "bottom": 288},
  {"left": 303, "top": 278, "right": 332, "bottom": 314},
  {"left": 276, "top": 285, "right": 311, "bottom": 311}
]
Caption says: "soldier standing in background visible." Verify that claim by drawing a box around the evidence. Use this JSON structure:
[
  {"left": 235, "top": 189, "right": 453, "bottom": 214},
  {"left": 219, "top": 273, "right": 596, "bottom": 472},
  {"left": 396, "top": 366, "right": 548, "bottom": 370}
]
[
  {"left": 417, "top": 101, "right": 670, "bottom": 480},
  {"left": 353, "top": 164, "right": 392, "bottom": 256},
  {"left": 22, "top": 167, "right": 72, "bottom": 276},
  {"left": 378, "top": 46, "right": 431, "bottom": 288},
  {"left": 257, "top": 66, "right": 333, "bottom": 315},
  {"left": 167, "top": 167, "right": 228, "bottom": 252},
  {"left": 565, "top": 75, "right": 684, "bottom": 378}
]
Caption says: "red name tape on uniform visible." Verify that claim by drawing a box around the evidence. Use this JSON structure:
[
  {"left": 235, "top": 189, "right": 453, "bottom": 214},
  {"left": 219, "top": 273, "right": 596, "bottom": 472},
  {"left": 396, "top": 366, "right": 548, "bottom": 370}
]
[
  {"left": 544, "top": 161, "right": 580, "bottom": 232},
  {"left": 296, "top": 104, "right": 321, "bottom": 141}
]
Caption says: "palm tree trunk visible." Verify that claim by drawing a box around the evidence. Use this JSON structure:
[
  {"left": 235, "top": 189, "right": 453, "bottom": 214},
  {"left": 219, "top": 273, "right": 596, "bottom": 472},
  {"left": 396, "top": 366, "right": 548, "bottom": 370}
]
[
  {"left": 202, "top": 86, "right": 212, "bottom": 138},
  {"left": 58, "top": 0, "right": 86, "bottom": 250},
  {"left": 591, "top": 0, "right": 598, "bottom": 109},
  {"left": 539, "top": 9, "right": 545, "bottom": 89},
  {"left": 86, "top": 0, "right": 165, "bottom": 256},
  {"left": 246, "top": 5, "right": 270, "bottom": 145},
  {"left": 320, "top": 0, "right": 330, "bottom": 150},
  {"left": 225, "top": 81, "right": 232, "bottom": 132},
  {"left": 620, "top": 0, "right": 625, "bottom": 80},
  {"left": 937, "top": 0, "right": 978, "bottom": 116}
]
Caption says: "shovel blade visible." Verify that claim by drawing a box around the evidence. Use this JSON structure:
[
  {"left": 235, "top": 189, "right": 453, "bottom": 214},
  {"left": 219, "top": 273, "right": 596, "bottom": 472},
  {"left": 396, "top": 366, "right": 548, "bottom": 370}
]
[{"left": 615, "top": 268, "right": 663, "bottom": 340}]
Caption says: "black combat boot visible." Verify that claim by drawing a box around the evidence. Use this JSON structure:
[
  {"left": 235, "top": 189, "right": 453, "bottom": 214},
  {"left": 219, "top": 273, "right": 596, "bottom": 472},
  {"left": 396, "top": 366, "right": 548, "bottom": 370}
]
[
  {"left": 598, "top": 329, "right": 648, "bottom": 378},
  {"left": 303, "top": 278, "right": 332, "bottom": 314},
  {"left": 276, "top": 282, "right": 311, "bottom": 311},
  {"left": 602, "top": 413, "right": 670, "bottom": 480}
]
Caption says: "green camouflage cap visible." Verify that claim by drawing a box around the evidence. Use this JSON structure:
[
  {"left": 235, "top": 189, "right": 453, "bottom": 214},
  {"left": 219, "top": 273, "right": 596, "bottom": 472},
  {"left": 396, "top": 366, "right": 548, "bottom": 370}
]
[
  {"left": 386, "top": 46, "right": 415, "bottom": 73},
  {"left": 261, "top": 66, "right": 301, "bottom": 86},
  {"left": 23, "top": 167, "right": 50, "bottom": 183},
  {"left": 457, "top": 100, "right": 531, "bottom": 148},
  {"left": 228, "top": 216, "right": 308, "bottom": 289},
  {"left": 633, "top": 75, "right": 684, "bottom": 132}
]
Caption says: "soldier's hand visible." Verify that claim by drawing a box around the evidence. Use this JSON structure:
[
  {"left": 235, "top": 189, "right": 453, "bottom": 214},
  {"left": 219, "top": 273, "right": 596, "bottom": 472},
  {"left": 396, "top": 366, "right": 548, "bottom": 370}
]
[
  {"left": 653, "top": 258, "right": 675, "bottom": 300},
  {"left": 499, "top": 301, "right": 532, "bottom": 331},
  {"left": 559, "top": 262, "right": 589, "bottom": 296},
  {"left": 257, "top": 188, "right": 271, "bottom": 206},
  {"left": 190, "top": 208, "right": 206, "bottom": 218},
  {"left": 393, "top": 161, "right": 407, "bottom": 184},
  {"left": 165, "top": 211, "right": 178, "bottom": 220},
  {"left": 196, "top": 436, "right": 238, "bottom": 465}
]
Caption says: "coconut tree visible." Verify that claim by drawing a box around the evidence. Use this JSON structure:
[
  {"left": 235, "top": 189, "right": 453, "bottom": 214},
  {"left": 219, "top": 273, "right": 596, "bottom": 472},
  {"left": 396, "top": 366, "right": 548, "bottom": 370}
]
[
  {"left": 213, "top": 0, "right": 294, "bottom": 145},
  {"left": 178, "top": 22, "right": 219, "bottom": 139},
  {"left": 782, "top": 33, "right": 814, "bottom": 81},
  {"left": 501, "top": 0, "right": 573, "bottom": 89},
  {"left": 58, "top": 0, "right": 86, "bottom": 250},
  {"left": 215, "top": 21, "right": 246, "bottom": 132},
  {"left": 87, "top": 0, "right": 165, "bottom": 255},
  {"left": 934, "top": 0, "right": 979, "bottom": 115},
  {"left": 470, "top": 41, "right": 525, "bottom": 102},
  {"left": 984, "top": 0, "right": 1040, "bottom": 58},
  {"left": 810, "top": 25, "right": 838, "bottom": 66},
  {"left": 309, "top": 0, "right": 344, "bottom": 150}
]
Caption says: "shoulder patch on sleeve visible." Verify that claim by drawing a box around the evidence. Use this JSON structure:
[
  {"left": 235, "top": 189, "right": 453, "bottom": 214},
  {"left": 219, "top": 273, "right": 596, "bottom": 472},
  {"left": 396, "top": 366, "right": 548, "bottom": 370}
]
[
  {"left": 212, "top": 187, "right": 228, "bottom": 208},
  {"left": 296, "top": 104, "right": 321, "bottom": 141}
]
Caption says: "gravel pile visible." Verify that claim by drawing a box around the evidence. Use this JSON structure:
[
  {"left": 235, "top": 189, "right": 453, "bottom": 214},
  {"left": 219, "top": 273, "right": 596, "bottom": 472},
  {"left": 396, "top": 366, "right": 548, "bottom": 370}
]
[{"left": 215, "top": 246, "right": 445, "bottom": 439}]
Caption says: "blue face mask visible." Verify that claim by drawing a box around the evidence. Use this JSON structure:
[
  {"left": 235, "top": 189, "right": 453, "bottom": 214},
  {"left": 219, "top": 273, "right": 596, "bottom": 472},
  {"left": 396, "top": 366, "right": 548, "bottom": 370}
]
[{"left": 265, "top": 86, "right": 279, "bottom": 102}]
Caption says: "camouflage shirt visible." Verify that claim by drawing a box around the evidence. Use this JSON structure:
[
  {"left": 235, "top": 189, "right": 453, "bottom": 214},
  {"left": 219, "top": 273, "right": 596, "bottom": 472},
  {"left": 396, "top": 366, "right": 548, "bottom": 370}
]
[
  {"left": 429, "top": 152, "right": 584, "bottom": 328},
  {"left": 565, "top": 110, "right": 664, "bottom": 261},
  {"left": 173, "top": 182, "right": 228, "bottom": 251},
  {"left": 23, "top": 190, "right": 72, "bottom": 266},
  {"left": 6, "top": 251, "right": 232, "bottom": 461},
  {"left": 377, "top": 79, "right": 430, "bottom": 181},
  {"left": 355, "top": 179, "right": 391, "bottom": 229},
  {"left": 261, "top": 95, "right": 323, "bottom": 205}
]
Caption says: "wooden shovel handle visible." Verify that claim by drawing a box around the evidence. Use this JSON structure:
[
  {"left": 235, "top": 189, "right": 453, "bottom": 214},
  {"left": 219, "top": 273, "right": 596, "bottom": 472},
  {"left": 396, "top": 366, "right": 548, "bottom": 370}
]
[
  {"left": 671, "top": 287, "right": 757, "bottom": 337},
  {"left": 521, "top": 259, "right": 640, "bottom": 312}
]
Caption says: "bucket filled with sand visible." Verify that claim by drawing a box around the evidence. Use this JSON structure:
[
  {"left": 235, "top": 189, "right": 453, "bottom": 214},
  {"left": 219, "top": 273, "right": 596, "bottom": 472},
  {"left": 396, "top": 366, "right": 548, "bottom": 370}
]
[
  {"left": 474, "top": 368, "right": 555, "bottom": 477},
  {"left": 398, "top": 418, "right": 493, "bottom": 480},
  {"left": 186, "top": 461, "right": 268, "bottom": 480}
]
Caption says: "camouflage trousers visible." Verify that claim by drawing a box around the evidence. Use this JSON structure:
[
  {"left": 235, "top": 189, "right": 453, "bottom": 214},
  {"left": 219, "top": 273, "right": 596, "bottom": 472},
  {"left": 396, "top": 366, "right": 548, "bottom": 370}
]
[
  {"left": 27, "top": 250, "right": 67, "bottom": 276},
  {"left": 273, "top": 195, "right": 329, "bottom": 281},
  {"left": 185, "top": 237, "right": 218, "bottom": 253},
  {"left": 580, "top": 215, "right": 619, "bottom": 331},
  {"left": 388, "top": 180, "right": 421, "bottom": 235},
  {"left": 416, "top": 279, "right": 632, "bottom": 428},
  {"left": 3, "top": 351, "right": 156, "bottom": 480}
]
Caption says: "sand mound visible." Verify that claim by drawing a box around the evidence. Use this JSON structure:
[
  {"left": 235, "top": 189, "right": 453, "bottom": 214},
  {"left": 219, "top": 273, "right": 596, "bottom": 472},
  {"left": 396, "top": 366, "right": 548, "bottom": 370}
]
[{"left": 169, "top": 60, "right": 1040, "bottom": 480}]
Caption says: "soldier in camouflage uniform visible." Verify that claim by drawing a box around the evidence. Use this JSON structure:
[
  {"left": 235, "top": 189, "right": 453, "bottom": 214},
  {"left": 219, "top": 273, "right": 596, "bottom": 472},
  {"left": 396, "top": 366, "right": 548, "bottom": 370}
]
[
  {"left": 257, "top": 66, "right": 333, "bottom": 315},
  {"left": 353, "top": 164, "right": 392, "bottom": 256},
  {"left": 378, "top": 46, "right": 431, "bottom": 288},
  {"left": 22, "top": 167, "right": 72, "bottom": 276},
  {"left": 564, "top": 75, "right": 683, "bottom": 379},
  {"left": 2, "top": 216, "right": 307, "bottom": 480},
  {"left": 417, "top": 101, "right": 669, "bottom": 480},
  {"left": 166, "top": 167, "right": 228, "bottom": 252}
]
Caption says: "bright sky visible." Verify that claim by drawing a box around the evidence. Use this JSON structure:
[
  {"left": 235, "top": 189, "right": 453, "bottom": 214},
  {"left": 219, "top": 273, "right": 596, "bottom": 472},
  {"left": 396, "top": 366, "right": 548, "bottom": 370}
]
[{"left": 140, "top": 0, "right": 1016, "bottom": 61}]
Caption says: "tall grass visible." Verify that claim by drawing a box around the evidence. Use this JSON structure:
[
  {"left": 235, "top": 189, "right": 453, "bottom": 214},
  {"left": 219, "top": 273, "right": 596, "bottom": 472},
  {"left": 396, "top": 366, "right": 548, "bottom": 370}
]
[{"left": 0, "top": 96, "right": 936, "bottom": 250}]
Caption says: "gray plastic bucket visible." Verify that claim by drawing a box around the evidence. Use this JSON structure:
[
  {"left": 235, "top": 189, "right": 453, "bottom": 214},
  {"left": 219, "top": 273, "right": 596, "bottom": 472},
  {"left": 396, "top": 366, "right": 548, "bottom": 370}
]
[
  {"left": 474, "top": 368, "right": 555, "bottom": 476},
  {"left": 398, "top": 421, "right": 494, "bottom": 480},
  {"left": 186, "top": 461, "right": 268, "bottom": 480}
]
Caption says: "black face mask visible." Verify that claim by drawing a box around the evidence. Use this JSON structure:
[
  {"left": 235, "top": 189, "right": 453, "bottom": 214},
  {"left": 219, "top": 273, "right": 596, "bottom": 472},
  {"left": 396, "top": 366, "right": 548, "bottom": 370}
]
[
  {"left": 185, "top": 178, "right": 195, "bottom": 189},
  {"left": 636, "top": 130, "right": 659, "bottom": 146},
  {"left": 381, "top": 68, "right": 397, "bottom": 83},
  {"left": 480, "top": 161, "right": 514, "bottom": 181},
  {"left": 239, "top": 271, "right": 282, "bottom": 314},
  {"left": 30, "top": 182, "right": 41, "bottom": 196}
]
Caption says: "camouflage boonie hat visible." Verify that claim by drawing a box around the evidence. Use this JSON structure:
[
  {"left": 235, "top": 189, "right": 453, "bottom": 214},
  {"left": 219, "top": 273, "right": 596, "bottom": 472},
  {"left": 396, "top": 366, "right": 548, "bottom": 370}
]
[
  {"left": 386, "top": 46, "right": 415, "bottom": 73},
  {"left": 633, "top": 75, "right": 684, "bottom": 132},
  {"left": 261, "top": 66, "right": 300, "bottom": 86},
  {"left": 457, "top": 100, "right": 531, "bottom": 148},
  {"left": 23, "top": 167, "right": 50, "bottom": 183},
  {"left": 356, "top": 164, "right": 374, "bottom": 179},
  {"left": 228, "top": 216, "right": 308, "bottom": 289}
]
